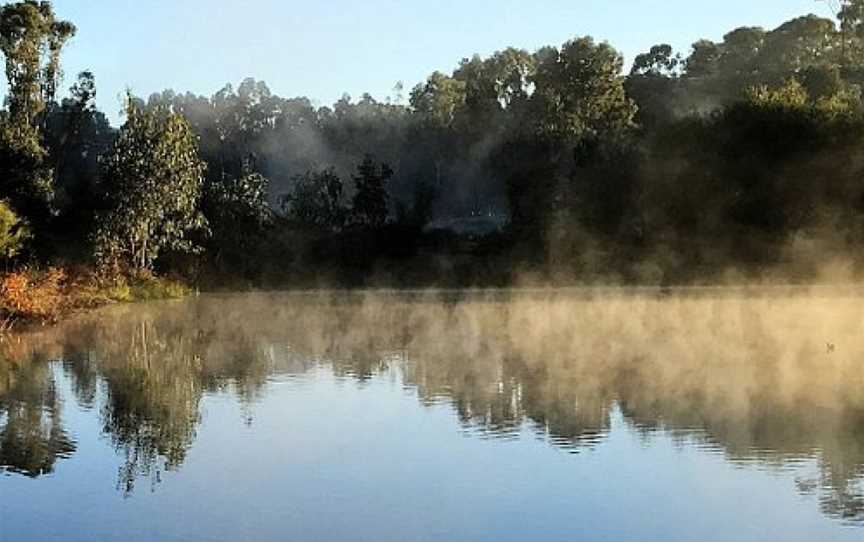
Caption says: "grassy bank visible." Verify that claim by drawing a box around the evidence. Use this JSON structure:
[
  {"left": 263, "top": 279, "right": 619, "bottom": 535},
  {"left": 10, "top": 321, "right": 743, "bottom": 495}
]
[{"left": 0, "top": 267, "right": 191, "bottom": 331}]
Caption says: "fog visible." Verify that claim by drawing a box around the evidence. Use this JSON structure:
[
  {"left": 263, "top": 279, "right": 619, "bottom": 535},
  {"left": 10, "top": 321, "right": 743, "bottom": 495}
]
[{"left": 2, "top": 289, "right": 864, "bottom": 519}]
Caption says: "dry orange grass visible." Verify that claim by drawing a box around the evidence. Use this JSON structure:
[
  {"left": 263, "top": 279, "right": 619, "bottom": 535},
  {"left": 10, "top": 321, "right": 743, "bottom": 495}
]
[
  {"left": 0, "top": 266, "right": 190, "bottom": 331},
  {"left": 0, "top": 267, "right": 67, "bottom": 326}
]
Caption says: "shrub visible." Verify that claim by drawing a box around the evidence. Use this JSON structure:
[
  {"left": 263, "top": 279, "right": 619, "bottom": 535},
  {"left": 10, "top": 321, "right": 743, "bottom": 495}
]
[
  {"left": 0, "top": 266, "right": 192, "bottom": 330},
  {"left": 97, "top": 270, "right": 190, "bottom": 302},
  {"left": 0, "top": 267, "right": 66, "bottom": 324},
  {"left": 0, "top": 200, "right": 30, "bottom": 261}
]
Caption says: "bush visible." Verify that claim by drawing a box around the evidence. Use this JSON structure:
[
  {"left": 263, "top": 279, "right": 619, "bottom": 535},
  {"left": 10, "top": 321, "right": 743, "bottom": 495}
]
[
  {"left": 99, "top": 270, "right": 190, "bottom": 302},
  {"left": 0, "top": 266, "right": 192, "bottom": 330},
  {"left": 0, "top": 200, "right": 30, "bottom": 261},
  {"left": 0, "top": 267, "right": 66, "bottom": 325}
]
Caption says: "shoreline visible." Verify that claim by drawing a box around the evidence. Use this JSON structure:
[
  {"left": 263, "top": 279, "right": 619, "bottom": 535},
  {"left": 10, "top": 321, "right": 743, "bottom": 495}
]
[{"left": 7, "top": 277, "right": 864, "bottom": 335}]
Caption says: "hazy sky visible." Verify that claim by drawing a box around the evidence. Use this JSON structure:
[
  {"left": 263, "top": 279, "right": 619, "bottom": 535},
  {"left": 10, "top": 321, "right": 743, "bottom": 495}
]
[{"left": 46, "top": 0, "right": 829, "bottom": 124}]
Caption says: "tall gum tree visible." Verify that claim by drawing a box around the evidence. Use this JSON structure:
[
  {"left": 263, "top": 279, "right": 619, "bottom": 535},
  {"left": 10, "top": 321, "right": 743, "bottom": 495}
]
[
  {"left": 0, "top": 0, "right": 75, "bottom": 234},
  {"left": 96, "top": 98, "right": 208, "bottom": 271}
]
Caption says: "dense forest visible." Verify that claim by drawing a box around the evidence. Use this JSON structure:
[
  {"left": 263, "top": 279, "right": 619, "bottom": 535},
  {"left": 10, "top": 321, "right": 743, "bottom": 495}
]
[{"left": 2, "top": 1, "right": 864, "bottom": 309}]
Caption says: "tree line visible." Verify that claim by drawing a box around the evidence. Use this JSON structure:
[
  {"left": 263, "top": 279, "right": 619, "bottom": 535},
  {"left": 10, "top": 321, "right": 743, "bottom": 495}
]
[{"left": 3, "top": 1, "right": 864, "bottom": 287}]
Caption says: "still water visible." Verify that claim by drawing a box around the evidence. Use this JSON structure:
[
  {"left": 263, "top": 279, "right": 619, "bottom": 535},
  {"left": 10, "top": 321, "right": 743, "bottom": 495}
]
[{"left": 2, "top": 289, "right": 864, "bottom": 541}]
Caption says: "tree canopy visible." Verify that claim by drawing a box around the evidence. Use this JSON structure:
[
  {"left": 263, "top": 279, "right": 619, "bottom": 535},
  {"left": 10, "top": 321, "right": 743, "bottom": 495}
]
[
  {"left": 96, "top": 98, "right": 207, "bottom": 271},
  {"left": 0, "top": 1, "right": 863, "bottom": 285}
]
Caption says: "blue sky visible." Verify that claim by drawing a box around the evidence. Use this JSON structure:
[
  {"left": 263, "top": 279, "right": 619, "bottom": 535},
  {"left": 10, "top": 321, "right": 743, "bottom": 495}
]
[{"left": 47, "top": 0, "right": 830, "bottom": 124}]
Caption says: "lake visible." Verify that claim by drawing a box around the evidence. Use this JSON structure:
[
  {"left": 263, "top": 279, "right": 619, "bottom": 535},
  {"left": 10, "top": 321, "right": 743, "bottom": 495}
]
[{"left": 2, "top": 289, "right": 864, "bottom": 541}]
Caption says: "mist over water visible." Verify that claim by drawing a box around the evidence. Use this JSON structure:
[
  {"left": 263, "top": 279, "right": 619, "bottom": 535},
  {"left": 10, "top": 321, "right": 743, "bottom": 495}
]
[{"left": 2, "top": 289, "right": 864, "bottom": 540}]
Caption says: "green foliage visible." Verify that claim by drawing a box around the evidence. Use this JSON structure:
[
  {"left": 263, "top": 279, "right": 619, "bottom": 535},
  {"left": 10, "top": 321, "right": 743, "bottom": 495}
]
[
  {"left": 677, "top": 15, "right": 842, "bottom": 108},
  {"left": 6, "top": 2, "right": 864, "bottom": 288},
  {"left": 631, "top": 44, "right": 680, "bottom": 77},
  {"left": 102, "top": 272, "right": 190, "bottom": 302},
  {"left": 746, "top": 79, "right": 810, "bottom": 109},
  {"left": 410, "top": 72, "right": 467, "bottom": 129},
  {"left": 278, "top": 154, "right": 394, "bottom": 260},
  {"left": 0, "top": 1, "right": 76, "bottom": 238},
  {"left": 841, "top": 0, "right": 864, "bottom": 41},
  {"left": 202, "top": 166, "right": 272, "bottom": 277},
  {"left": 43, "top": 71, "right": 115, "bottom": 259},
  {"left": 96, "top": 97, "right": 208, "bottom": 271},
  {"left": 0, "top": 119, "right": 53, "bottom": 227},
  {"left": 530, "top": 37, "right": 636, "bottom": 144},
  {"left": 744, "top": 77, "right": 862, "bottom": 119},
  {"left": 0, "top": 1, "right": 76, "bottom": 125},
  {"left": 282, "top": 168, "right": 346, "bottom": 232},
  {"left": 0, "top": 200, "right": 30, "bottom": 260},
  {"left": 205, "top": 171, "right": 271, "bottom": 235},
  {"left": 350, "top": 156, "right": 392, "bottom": 228}
]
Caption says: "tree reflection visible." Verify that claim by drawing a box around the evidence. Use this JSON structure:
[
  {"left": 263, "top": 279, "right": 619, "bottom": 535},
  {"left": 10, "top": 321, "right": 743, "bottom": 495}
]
[
  {"left": 2, "top": 290, "right": 864, "bottom": 521},
  {"left": 0, "top": 355, "right": 75, "bottom": 477},
  {"left": 81, "top": 302, "right": 275, "bottom": 494},
  {"left": 266, "top": 291, "right": 864, "bottom": 520}
]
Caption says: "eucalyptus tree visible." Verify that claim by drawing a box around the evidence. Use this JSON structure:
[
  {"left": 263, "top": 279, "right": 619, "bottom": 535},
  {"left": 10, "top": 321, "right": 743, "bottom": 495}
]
[
  {"left": 409, "top": 72, "right": 467, "bottom": 195},
  {"left": 96, "top": 98, "right": 208, "bottom": 271},
  {"left": 350, "top": 155, "right": 392, "bottom": 229},
  {"left": 680, "top": 16, "right": 842, "bottom": 107},
  {"left": 0, "top": 0, "right": 75, "bottom": 125},
  {"left": 500, "top": 37, "right": 636, "bottom": 245},
  {"left": 0, "top": 0, "right": 75, "bottom": 234},
  {"left": 530, "top": 37, "right": 636, "bottom": 145},
  {"left": 282, "top": 168, "right": 346, "bottom": 232},
  {"left": 631, "top": 44, "right": 681, "bottom": 77},
  {"left": 45, "top": 72, "right": 111, "bottom": 198},
  {"left": 202, "top": 164, "right": 272, "bottom": 276},
  {"left": 758, "top": 15, "right": 840, "bottom": 81},
  {"left": 839, "top": 0, "right": 864, "bottom": 53},
  {"left": 627, "top": 44, "right": 683, "bottom": 128},
  {"left": 410, "top": 72, "right": 467, "bottom": 129},
  {"left": 38, "top": 72, "right": 114, "bottom": 259}
]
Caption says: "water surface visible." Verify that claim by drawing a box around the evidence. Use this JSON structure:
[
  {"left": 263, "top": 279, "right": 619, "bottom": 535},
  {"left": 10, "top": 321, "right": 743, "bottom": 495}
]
[{"left": 2, "top": 289, "right": 864, "bottom": 541}]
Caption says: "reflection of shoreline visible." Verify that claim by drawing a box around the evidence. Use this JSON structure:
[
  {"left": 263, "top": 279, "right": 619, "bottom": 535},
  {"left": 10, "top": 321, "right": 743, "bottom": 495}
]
[
  {"left": 0, "top": 362, "right": 76, "bottom": 478},
  {"left": 219, "top": 283, "right": 864, "bottom": 298},
  {"left": 2, "top": 292, "right": 864, "bottom": 521}
]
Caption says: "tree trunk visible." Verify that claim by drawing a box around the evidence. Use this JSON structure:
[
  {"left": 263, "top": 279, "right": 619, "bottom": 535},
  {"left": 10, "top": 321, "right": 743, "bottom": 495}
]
[{"left": 140, "top": 235, "right": 148, "bottom": 270}]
